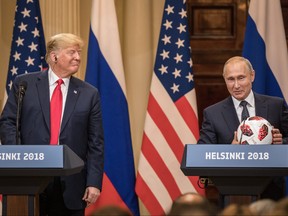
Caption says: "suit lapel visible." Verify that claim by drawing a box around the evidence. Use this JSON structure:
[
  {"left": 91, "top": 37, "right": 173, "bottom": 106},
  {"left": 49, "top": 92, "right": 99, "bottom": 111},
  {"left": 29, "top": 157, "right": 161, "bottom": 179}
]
[
  {"left": 255, "top": 93, "right": 268, "bottom": 119},
  {"left": 61, "top": 77, "right": 80, "bottom": 132},
  {"left": 222, "top": 97, "right": 240, "bottom": 132},
  {"left": 36, "top": 70, "right": 50, "bottom": 130}
]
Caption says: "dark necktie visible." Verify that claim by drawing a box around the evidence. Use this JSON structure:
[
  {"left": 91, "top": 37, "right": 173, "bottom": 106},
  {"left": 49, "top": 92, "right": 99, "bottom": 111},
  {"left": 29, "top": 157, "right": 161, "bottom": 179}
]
[
  {"left": 240, "top": 100, "right": 249, "bottom": 122},
  {"left": 50, "top": 79, "right": 64, "bottom": 145}
]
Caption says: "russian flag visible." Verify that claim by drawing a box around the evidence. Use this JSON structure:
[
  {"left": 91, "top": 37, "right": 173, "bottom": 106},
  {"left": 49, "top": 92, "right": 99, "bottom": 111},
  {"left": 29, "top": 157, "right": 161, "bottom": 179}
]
[
  {"left": 84, "top": 0, "right": 139, "bottom": 215},
  {"left": 242, "top": 0, "right": 288, "bottom": 195},
  {"left": 242, "top": 0, "right": 288, "bottom": 102}
]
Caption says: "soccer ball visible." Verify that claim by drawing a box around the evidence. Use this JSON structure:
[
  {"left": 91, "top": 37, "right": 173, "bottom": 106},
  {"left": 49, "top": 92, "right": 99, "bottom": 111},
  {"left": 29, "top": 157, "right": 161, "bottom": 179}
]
[{"left": 237, "top": 116, "right": 273, "bottom": 145}]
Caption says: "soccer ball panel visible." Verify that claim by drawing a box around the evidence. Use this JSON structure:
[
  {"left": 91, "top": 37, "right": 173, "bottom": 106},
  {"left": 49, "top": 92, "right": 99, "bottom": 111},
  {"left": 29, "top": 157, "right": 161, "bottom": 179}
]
[{"left": 237, "top": 116, "right": 273, "bottom": 145}]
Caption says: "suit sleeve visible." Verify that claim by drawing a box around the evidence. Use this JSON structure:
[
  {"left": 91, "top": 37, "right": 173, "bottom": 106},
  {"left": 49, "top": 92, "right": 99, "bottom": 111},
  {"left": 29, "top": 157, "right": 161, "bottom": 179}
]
[
  {"left": 86, "top": 89, "right": 104, "bottom": 189},
  {"left": 280, "top": 100, "right": 288, "bottom": 144},
  {"left": 197, "top": 108, "right": 218, "bottom": 144},
  {"left": 0, "top": 77, "right": 21, "bottom": 144}
]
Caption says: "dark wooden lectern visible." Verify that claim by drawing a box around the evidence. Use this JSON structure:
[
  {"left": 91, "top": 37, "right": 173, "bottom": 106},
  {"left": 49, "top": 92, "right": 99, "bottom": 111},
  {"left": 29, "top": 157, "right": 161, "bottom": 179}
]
[
  {"left": 181, "top": 144, "right": 288, "bottom": 207},
  {"left": 0, "top": 145, "right": 84, "bottom": 216}
]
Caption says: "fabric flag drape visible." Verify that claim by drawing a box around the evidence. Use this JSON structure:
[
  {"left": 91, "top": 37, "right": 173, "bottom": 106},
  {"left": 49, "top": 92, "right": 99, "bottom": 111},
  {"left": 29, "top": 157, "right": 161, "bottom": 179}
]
[
  {"left": 135, "top": 0, "right": 204, "bottom": 215},
  {"left": 0, "top": 0, "right": 47, "bottom": 213},
  {"left": 3, "top": 0, "right": 48, "bottom": 107},
  {"left": 242, "top": 0, "right": 288, "bottom": 195},
  {"left": 84, "top": 0, "right": 139, "bottom": 215},
  {"left": 242, "top": 0, "right": 288, "bottom": 102}
]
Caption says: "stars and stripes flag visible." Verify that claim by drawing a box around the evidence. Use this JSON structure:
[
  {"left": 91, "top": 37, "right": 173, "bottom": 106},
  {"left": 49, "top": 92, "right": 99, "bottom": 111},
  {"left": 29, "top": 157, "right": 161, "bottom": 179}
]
[
  {"left": 242, "top": 0, "right": 288, "bottom": 102},
  {"left": 242, "top": 0, "right": 288, "bottom": 194},
  {"left": 3, "top": 0, "right": 47, "bottom": 107},
  {"left": 84, "top": 0, "right": 139, "bottom": 215},
  {"left": 1, "top": 0, "right": 47, "bottom": 212},
  {"left": 135, "top": 0, "right": 204, "bottom": 215}
]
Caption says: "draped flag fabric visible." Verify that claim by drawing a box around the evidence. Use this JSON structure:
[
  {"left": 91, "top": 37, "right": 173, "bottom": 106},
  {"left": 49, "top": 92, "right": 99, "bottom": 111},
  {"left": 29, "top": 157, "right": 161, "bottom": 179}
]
[
  {"left": 135, "top": 0, "right": 204, "bottom": 215},
  {"left": 3, "top": 0, "right": 47, "bottom": 107},
  {"left": 242, "top": 0, "right": 288, "bottom": 195},
  {"left": 84, "top": 0, "right": 139, "bottom": 215},
  {"left": 1, "top": 0, "right": 47, "bottom": 212},
  {"left": 242, "top": 0, "right": 288, "bottom": 102}
]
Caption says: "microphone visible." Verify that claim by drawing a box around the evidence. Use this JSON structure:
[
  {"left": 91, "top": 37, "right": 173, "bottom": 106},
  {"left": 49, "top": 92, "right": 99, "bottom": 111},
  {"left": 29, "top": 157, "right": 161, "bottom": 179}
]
[
  {"left": 19, "top": 81, "right": 27, "bottom": 98},
  {"left": 16, "top": 81, "right": 28, "bottom": 145}
]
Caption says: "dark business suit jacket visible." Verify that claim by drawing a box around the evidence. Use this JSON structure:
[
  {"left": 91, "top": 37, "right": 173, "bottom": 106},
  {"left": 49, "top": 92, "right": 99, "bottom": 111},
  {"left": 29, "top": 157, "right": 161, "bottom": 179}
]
[
  {"left": 198, "top": 92, "right": 288, "bottom": 144},
  {"left": 0, "top": 70, "right": 104, "bottom": 209}
]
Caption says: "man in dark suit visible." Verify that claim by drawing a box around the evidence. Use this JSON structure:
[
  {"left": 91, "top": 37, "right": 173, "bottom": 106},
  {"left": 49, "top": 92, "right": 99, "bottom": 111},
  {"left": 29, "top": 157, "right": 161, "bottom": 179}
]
[
  {"left": 0, "top": 33, "right": 104, "bottom": 215},
  {"left": 197, "top": 56, "right": 288, "bottom": 200}
]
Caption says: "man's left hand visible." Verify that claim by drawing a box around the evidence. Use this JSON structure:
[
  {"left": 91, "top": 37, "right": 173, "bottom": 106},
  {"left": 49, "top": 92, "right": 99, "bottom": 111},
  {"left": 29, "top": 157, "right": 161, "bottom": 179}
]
[{"left": 82, "top": 186, "right": 101, "bottom": 207}]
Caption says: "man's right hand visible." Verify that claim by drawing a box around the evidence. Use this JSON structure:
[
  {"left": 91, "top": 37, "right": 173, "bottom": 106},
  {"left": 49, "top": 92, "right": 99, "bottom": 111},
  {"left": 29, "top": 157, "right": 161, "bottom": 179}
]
[{"left": 232, "top": 131, "right": 240, "bottom": 144}]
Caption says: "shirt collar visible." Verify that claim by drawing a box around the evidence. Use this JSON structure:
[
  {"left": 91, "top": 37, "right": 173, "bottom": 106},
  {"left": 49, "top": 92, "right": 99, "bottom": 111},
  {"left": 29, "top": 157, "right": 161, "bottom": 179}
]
[
  {"left": 48, "top": 68, "right": 70, "bottom": 87},
  {"left": 232, "top": 90, "right": 255, "bottom": 108}
]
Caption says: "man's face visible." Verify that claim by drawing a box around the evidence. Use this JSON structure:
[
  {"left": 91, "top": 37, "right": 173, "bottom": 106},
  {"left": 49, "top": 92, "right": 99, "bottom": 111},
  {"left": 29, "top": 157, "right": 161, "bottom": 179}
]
[
  {"left": 223, "top": 61, "right": 255, "bottom": 101},
  {"left": 53, "top": 45, "right": 82, "bottom": 78}
]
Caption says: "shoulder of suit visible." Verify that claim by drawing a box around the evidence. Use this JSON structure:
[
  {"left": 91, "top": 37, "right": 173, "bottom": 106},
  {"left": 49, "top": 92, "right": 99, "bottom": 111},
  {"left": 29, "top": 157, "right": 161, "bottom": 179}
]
[{"left": 255, "top": 92, "right": 283, "bottom": 102}]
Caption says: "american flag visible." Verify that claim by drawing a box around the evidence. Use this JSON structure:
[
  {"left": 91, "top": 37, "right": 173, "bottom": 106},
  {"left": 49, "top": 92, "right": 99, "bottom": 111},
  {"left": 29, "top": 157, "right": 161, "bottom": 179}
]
[
  {"left": 4, "top": 0, "right": 47, "bottom": 101},
  {"left": 135, "top": 0, "right": 204, "bottom": 215},
  {"left": 1, "top": 0, "right": 47, "bottom": 211}
]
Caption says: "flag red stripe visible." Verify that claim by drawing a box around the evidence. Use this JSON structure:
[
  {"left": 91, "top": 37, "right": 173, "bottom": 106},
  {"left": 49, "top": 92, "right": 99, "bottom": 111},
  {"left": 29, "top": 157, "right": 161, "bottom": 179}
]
[
  {"left": 147, "top": 93, "right": 185, "bottom": 162},
  {"left": 141, "top": 133, "right": 182, "bottom": 199},
  {"left": 85, "top": 173, "right": 129, "bottom": 216},
  {"left": 175, "top": 96, "right": 200, "bottom": 139},
  {"left": 135, "top": 174, "right": 165, "bottom": 215}
]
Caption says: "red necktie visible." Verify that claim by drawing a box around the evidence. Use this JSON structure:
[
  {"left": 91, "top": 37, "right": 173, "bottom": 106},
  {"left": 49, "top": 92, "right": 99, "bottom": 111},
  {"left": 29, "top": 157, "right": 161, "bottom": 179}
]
[{"left": 50, "top": 79, "right": 64, "bottom": 145}]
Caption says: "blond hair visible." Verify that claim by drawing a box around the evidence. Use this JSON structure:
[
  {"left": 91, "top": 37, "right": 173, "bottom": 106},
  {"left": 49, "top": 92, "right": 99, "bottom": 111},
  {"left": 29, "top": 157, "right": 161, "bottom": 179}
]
[{"left": 45, "top": 33, "right": 84, "bottom": 64}]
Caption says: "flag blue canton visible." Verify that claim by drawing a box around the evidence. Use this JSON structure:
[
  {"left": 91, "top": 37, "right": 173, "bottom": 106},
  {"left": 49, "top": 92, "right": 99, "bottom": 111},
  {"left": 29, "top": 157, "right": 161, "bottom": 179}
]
[
  {"left": 154, "top": 0, "right": 194, "bottom": 102},
  {"left": 6, "top": 0, "right": 47, "bottom": 94}
]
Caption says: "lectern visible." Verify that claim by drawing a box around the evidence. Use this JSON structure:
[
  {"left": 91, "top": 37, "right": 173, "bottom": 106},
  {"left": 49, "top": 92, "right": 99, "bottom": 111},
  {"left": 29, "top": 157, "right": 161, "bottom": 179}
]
[
  {"left": 0, "top": 145, "right": 84, "bottom": 216},
  {"left": 181, "top": 144, "right": 288, "bottom": 206}
]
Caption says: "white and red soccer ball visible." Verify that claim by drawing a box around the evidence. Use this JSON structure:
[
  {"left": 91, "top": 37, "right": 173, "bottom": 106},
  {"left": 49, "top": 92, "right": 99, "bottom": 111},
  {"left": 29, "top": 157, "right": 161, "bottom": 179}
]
[{"left": 237, "top": 116, "right": 273, "bottom": 145}]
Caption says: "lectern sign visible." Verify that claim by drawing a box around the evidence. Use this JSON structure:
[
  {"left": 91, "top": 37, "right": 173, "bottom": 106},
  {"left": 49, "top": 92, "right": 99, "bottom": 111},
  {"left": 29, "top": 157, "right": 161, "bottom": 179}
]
[
  {"left": 185, "top": 144, "right": 288, "bottom": 168},
  {"left": 0, "top": 145, "right": 64, "bottom": 168}
]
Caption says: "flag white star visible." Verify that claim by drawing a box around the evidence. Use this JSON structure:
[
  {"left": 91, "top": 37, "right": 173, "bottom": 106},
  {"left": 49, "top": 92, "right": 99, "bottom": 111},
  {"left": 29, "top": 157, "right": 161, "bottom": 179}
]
[
  {"left": 165, "top": 5, "right": 174, "bottom": 15},
  {"left": 175, "top": 38, "right": 185, "bottom": 48},
  {"left": 15, "top": 37, "right": 24, "bottom": 46},
  {"left": 163, "top": 19, "right": 173, "bottom": 30},
  {"left": 21, "top": 8, "right": 31, "bottom": 18},
  {"left": 18, "top": 22, "right": 28, "bottom": 32},
  {"left": 13, "top": 51, "right": 21, "bottom": 61},
  {"left": 158, "top": 64, "right": 168, "bottom": 75},
  {"left": 32, "top": 27, "right": 40, "bottom": 37},
  {"left": 186, "top": 72, "right": 194, "bottom": 82},
  {"left": 162, "top": 34, "right": 171, "bottom": 45},
  {"left": 160, "top": 50, "right": 170, "bottom": 60},
  {"left": 8, "top": 80, "right": 13, "bottom": 90},
  {"left": 177, "top": 23, "right": 186, "bottom": 33},
  {"left": 27, "top": 0, "right": 34, "bottom": 3},
  {"left": 174, "top": 53, "right": 183, "bottom": 63},
  {"left": 10, "top": 66, "right": 18, "bottom": 76},
  {"left": 28, "top": 42, "right": 38, "bottom": 52},
  {"left": 179, "top": 8, "right": 187, "bottom": 19},
  {"left": 171, "top": 83, "right": 180, "bottom": 93},
  {"left": 172, "top": 68, "right": 181, "bottom": 78},
  {"left": 187, "top": 58, "right": 193, "bottom": 67},
  {"left": 25, "top": 56, "right": 35, "bottom": 66}
]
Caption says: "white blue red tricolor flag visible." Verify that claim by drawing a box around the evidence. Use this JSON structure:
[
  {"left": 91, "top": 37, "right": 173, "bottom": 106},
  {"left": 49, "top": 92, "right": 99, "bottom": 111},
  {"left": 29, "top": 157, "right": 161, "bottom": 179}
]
[
  {"left": 242, "top": 0, "right": 288, "bottom": 195},
  {"left": 4, "top": 0, "right": 47, "bottom": 106},
  {"left": 242, "top": 0, "right": 288, "bottom": 102},
  {"left": 135, "top": 0, "right": 204, "bottom": 215},
  {"left": 84, "top": 0, "right": 139, "bottom": 215}
]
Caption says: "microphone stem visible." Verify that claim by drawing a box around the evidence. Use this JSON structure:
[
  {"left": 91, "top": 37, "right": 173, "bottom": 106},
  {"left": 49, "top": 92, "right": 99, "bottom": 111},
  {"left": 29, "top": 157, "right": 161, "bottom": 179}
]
[{"left": 16, "top": 90, "right": 23, "bottom": 145}]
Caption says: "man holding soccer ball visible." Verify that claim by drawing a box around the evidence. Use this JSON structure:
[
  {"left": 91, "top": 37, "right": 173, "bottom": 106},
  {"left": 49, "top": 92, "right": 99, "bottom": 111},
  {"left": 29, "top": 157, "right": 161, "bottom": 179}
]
[{"left": 197, "top": 56, "right": 288, "bottom": 200}]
